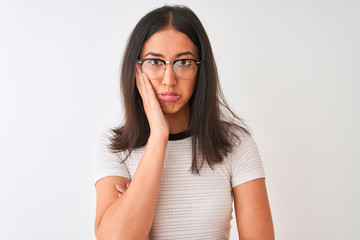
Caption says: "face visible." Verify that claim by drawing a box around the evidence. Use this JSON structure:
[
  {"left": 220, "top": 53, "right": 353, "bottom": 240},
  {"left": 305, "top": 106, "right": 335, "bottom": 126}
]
[{"left": 139, "top": 26, "right": 199, "bottom": 117}]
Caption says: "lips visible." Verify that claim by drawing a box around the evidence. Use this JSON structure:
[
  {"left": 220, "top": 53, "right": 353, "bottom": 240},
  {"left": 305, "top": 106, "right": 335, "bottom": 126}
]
[{"left": 158, "top": 92, "right": 181, "bottom": 102}]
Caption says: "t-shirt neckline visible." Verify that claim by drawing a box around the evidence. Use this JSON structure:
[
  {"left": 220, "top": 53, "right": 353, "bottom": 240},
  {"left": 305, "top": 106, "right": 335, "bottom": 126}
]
[{"left": 168, "top": 130, "right": 191, "bottom": 141}]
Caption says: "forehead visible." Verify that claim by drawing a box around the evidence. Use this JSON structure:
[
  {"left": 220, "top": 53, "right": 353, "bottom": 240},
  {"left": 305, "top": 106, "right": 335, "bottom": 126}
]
[{"left": 140, "top": 27, "right": 199, "bottom": 59}]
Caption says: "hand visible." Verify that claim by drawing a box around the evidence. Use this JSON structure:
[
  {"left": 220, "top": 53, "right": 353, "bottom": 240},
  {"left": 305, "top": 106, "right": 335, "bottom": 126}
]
[
  {"left": 116, "top": 182, "right": 130, "bottom": 197},
  {"left": 135, "top": 64, "right": 169, "bottom": 137}
]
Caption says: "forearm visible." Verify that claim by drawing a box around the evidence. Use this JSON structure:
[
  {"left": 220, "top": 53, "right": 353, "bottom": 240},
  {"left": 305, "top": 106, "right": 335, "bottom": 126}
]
[{"left": 97, "top": 135, "right": 167, "bottom": 240}]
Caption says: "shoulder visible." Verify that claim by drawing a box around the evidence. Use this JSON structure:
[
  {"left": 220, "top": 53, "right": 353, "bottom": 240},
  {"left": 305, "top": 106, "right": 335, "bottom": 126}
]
[
  {"left": 228, "top": 131, "right": 261, "bottom": 164},
  {"left": 94, "top": 129, "right": 123, "bottom": 158},
  {"left": 92, "top": 129, "right": 131, "bottom": 185},
  {"left": 228, "top": 130, "right": 265, "bottom": 187},
  {"left": 227, "top": 125, "right": 255, "bottom": 155}
]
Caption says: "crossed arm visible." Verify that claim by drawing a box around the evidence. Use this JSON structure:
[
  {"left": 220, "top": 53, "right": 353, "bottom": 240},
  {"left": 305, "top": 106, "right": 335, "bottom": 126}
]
[{"left": 117, "top": 178, "right": 274, "bottom": 239}]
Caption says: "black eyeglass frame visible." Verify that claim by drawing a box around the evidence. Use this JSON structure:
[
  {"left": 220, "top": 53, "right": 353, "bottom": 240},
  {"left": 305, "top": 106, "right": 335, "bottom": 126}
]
[
  {"left": 136, "top": 58, "right": 201, "bottom": 79},
  {"left": 137, "top": 58, "right": 201, "bottom": 66}
]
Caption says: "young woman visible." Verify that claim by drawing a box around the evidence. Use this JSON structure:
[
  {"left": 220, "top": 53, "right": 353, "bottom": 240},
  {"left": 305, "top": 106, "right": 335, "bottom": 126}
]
[{"left": 93, "top": 5, "right": 274, "bottom": 240}]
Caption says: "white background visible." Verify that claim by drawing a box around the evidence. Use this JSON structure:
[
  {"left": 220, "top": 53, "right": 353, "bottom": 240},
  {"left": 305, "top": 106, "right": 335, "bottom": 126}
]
[{"left": 1, "top": 0, "right": 359, "bottom": 239}]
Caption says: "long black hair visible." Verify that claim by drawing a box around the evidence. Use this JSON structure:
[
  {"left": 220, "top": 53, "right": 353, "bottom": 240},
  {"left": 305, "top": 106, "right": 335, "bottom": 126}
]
[{"left": 108, "top": 5, "right": 251, "bottom": 174}]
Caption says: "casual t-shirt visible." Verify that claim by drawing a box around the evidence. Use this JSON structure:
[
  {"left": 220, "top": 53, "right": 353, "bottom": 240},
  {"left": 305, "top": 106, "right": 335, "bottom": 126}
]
[{"left": 93, "top": 129, "right": 266, "bottom": 240}]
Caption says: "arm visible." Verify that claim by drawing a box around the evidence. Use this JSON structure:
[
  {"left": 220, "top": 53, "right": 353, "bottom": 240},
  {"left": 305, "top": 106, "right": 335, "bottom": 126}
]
[
  {"left": 233, "top": 178, "right": 275, "bottom": 240},
  {"left": 95, "top": 135, "right": 167, "bottom": 240},
  {"left": 95, "top": 65, "right": 169, "bottom": 240}
]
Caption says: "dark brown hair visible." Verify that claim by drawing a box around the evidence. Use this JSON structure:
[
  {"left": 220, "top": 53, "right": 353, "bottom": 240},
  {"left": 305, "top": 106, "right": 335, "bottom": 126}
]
[{"left": 108, "top": 5, "right": 252, "bottom": 174}]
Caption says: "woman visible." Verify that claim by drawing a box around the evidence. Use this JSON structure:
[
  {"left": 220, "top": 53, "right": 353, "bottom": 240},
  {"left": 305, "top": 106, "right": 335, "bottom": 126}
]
[{"left": 93, "top": 5, "right": 274, "bottom": 240}]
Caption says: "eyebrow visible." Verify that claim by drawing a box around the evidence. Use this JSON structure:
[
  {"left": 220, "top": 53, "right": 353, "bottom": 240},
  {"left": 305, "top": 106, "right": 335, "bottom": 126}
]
[{"left": 143, "top": 51, "right": 195, "bottom": 58}]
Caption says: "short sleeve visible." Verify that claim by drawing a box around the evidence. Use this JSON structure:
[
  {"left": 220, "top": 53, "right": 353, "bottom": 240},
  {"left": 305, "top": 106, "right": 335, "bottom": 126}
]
[
  {"left": 230, "top": 134, "right": 266, "bottom": 188},
  {"left": 92, "top": 130, "right": 130, "bottom": 186}
]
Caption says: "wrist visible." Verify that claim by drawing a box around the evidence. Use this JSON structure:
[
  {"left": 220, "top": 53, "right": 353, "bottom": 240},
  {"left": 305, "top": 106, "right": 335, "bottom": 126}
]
[{"left": 149, "top": 132, "right": 169, "bottom": 143}]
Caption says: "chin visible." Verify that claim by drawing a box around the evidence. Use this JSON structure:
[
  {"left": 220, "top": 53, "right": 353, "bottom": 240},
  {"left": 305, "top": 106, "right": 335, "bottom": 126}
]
[
  {"left": 160, "top": 100, "right": 190, "bottom": 116},
  {"left": 161, "top": 108, "right": 181, "bottom": 115},
  {"left": 160, "top": 104, "right": 182, "bottom": 115}
]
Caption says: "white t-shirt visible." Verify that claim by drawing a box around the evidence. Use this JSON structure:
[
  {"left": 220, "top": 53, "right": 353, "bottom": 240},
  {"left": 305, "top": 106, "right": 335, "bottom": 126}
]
[{"left": 93, "top": 129, "right": 266, "bottom": 240}]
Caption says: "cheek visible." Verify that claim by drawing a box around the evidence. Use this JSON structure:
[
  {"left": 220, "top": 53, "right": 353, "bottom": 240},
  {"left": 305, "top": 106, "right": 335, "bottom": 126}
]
[{"left": 184, "top": 80, "right": 197, "bottom": 98}]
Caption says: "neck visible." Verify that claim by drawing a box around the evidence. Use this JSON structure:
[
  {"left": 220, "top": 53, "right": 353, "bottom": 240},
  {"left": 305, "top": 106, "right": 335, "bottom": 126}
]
[{"left": 165, "top": 103, "right": 191, "bottom": 134}]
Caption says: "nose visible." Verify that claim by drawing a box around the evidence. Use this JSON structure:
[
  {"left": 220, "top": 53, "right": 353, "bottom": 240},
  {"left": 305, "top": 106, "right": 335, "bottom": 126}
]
[{"left": 161, "top": 63, "right": 177, "bottom": 86}]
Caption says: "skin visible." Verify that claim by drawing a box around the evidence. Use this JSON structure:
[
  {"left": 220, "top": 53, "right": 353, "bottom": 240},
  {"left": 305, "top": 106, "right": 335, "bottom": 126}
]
[
  {"left": 115, "top": 26, "right": 275, "bottom": 239},
  {"left": 137, "top": 26, "right": 199, "bottom": 134}
]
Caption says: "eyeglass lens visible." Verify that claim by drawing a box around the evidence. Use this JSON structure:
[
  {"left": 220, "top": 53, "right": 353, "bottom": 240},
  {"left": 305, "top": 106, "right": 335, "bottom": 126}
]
[{"left": 141, "top": 59, "right": 198, "bottom": 80}]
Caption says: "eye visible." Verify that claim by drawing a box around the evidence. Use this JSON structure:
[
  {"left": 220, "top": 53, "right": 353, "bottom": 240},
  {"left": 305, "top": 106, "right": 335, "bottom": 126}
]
[
  {"left": 177, "top": 59, "right": 192, "bottom": 67},
  {"left": 148, "top": 59, "right": 163, "bottom": 66}
]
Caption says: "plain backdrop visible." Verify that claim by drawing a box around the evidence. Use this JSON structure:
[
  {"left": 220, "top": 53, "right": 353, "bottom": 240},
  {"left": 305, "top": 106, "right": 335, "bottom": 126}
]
[{"left": 1, "top": 0, "right": 359, "bottom": 239}]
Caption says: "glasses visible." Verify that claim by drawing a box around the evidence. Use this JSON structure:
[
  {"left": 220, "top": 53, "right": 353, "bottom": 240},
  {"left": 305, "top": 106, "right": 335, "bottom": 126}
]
[{"left": 136, "top": 58, "right": 201, "bottom": 80}]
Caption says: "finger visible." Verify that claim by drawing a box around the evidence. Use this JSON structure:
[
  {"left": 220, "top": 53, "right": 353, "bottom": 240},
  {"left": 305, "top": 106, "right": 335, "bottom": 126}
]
[
  {"left": 136, "top": 63, "right": 142, "bottom": 73},
  {"left": 141, "top": 72, "right": 157, "bottom": 100},
  {"left": 140, "top": 70, "right": 152, "bottom": 99},
  {"left": 116, "top": 184, "right": 125, "bottom": 193},
  {"left": 135, "top": 64, "right": 144, "bottom": 96}
]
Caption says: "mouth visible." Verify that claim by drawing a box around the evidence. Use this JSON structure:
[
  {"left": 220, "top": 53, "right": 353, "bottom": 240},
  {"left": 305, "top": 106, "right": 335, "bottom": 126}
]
[{"left": 158, "top": 92, "right": 181, "bottom": 102}]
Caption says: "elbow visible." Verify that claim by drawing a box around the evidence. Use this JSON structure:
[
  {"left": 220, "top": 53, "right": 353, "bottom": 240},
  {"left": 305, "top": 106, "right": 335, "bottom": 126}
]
[
  {"left": 94, "top": 223, "right": 100, "bottom": 239},
  {"left": 95, "top": 228, "right": 117, "bottom": 240},
  {"left": 94, "top": 217, "right": 123, "bottom": 240},
  {"left": 95, "top": 222, "right": 148, "bottom": 240},
  {"left": 95, "top": 223, "right": 118, "bottom": 240},
  {"left": 95, "top": 225, "right": 122, "bottom": 240},
  {"left": 239, "top": 236, "right": 274, "bottom": 240},
  {"left": 94, "top": 221, "right": 107, "bottom": 240},
  {"left": 94, "top": 224, "right": 104, "bottom": 240}
]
